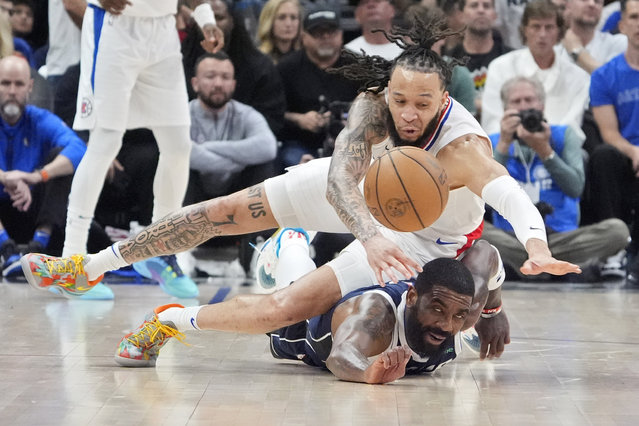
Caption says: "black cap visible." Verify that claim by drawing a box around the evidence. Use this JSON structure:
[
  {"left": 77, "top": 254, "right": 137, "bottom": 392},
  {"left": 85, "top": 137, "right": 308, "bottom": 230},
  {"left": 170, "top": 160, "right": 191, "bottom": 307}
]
[{"left": 303, "top": 7, "right": 340, "bottom": 32}]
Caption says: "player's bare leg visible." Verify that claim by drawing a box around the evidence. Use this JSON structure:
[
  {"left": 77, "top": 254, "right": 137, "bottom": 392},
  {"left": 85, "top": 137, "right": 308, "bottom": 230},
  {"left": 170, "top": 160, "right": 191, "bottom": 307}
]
[
  {"left": 114, "top": 266, "right": 343, "bottom": 366},
  {"left": 21, "top": 183, "right": 280, "bottom": 294}
]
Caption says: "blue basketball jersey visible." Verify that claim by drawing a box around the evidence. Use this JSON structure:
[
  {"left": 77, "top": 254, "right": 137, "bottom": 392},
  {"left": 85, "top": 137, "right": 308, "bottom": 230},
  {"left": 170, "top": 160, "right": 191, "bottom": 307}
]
[{"left": 269, "top": 282, "right": 462, "bottom": 375}]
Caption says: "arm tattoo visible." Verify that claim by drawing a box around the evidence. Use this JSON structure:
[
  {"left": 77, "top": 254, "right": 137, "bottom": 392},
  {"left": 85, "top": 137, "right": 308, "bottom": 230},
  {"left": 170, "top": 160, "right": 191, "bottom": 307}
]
[
  {"left": 362, "top": 298, "right": 395, "bottom": 339},
  {"left": 119, "top": 204, "right": 234, "bottom": 263},
  {"left": 327, "top": 94, "right": 388, "bottom": 242}
]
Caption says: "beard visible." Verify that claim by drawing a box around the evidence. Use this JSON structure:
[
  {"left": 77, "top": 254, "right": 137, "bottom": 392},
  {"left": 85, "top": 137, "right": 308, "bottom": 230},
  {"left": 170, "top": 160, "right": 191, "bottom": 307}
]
[
  {"left": 467, "top": 25, "right": 492, "bottom": 38},
  {"left": 2, "top": 102, "right": 23, "bottom": 121},
  {"left": 199, "top": 90, "right": 233, "bottom": 110},
  {"left": 386, "top": 106, "right": 442, "bottom": 148},
  {"left": 404, "top": 306, "right": 452, "bottom": 358}
]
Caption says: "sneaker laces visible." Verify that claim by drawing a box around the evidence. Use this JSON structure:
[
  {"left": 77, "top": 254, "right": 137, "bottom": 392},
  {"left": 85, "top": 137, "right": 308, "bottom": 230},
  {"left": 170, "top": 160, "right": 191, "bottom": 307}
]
[
  {"left": 126, "top": 317, "right": 188, "bottom": 348},
  {"left": 161, "top": 255, "right": 184, "bottom": 277},
  {"left": 44, "top": 254, "right": 87, "bottom": 278}
]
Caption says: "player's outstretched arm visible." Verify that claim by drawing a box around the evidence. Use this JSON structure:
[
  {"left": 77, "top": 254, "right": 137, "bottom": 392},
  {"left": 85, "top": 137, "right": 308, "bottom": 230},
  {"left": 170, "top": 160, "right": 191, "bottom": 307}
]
[
  {"left": 327, "top": 92, "right": 422, "bottom": 284},
  {"left": 325, "top": 293, "right": 405, "bottom": 384},
  {"left": 438, "top": 135, "right": 581, "bottom": 277}
]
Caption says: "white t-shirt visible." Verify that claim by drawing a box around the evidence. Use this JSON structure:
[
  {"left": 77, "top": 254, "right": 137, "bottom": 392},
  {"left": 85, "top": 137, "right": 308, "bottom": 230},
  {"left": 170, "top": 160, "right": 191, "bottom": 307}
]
[
  {"left": 46, "top": 0, "right": 81, "bottom": 77},
  {"left": 555, "top": 31, "right": 627, "bottom": 65},
  {"left": 345, "top": 36, "right": 404, "bottom": 61},
  {"left": 481, "top": 48, "right": 590, "bottom": 136},
  {"left": 88, "top": 0, "right": 177, "bottom": 17}
]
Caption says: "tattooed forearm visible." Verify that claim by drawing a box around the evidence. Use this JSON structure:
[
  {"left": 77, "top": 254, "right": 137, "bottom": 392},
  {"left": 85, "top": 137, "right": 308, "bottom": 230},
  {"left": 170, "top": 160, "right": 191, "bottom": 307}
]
[
  {"left": 119, "top": 204, "right": 232, "bottom": 263},
  {"left": 327, "top": 93, "right": 388, "bottom": 242},
  {"left": 247, "top": 185, "right": 267, "bottom": 219}
]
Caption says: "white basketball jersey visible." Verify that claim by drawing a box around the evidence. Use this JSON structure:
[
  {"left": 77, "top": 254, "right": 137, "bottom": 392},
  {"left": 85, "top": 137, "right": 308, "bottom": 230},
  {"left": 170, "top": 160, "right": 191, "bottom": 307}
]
[
  {"left": 88, "top": 0, "right": 177, "bottom": 17},
  {"left": 372, "top": 96, "right": 489, "bottom": 257}
]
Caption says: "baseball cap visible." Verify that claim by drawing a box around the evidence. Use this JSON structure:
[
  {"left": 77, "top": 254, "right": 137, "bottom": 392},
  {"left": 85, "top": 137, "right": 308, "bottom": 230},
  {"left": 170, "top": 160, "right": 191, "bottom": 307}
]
[{"left": 303, "top": 7, "right": 340, "bottom": 32}]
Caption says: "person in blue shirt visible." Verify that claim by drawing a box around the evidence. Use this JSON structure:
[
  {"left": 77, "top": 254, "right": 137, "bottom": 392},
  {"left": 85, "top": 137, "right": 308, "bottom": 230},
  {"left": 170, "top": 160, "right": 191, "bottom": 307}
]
[
  {"left": 482, "top": 75, "right": 629, "bottom": 281},
  {"left": 586, "top": 0, "right": 639, "bottom": 285},
  {"left": 0, "top": 55, "right": 85, "bottom": 277}
]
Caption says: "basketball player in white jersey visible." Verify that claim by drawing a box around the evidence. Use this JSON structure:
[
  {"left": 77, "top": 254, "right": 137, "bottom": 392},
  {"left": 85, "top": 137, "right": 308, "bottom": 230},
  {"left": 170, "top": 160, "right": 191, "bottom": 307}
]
[
  {"left": 62, "top": 0, "right": 223, "bottom": 299},
  {"left": 22, "top": 14, "right": 580, "bottom": 361}
]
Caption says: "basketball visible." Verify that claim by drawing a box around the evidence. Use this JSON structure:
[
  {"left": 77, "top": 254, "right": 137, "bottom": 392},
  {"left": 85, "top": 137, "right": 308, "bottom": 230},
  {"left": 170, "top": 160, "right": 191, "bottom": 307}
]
[{"left": 363, "top": 146, "right": 449, "bottom": 232}]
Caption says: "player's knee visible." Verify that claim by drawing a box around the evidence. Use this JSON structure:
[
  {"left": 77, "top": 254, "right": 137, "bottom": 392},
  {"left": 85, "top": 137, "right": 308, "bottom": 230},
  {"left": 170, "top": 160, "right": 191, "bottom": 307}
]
[{"left": 267, "top": 291, "right": 306, "bottom": 325}]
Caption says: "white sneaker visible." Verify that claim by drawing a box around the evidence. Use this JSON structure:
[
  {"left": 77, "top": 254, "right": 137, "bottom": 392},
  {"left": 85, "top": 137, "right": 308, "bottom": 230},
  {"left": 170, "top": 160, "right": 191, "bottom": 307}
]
[
  {"left": 601, "top": 249, "right": 627, "bottom": 280},
  {"left": 254, "top": 228, "right": 311, "bottom": 290},
  {"left": 461, "top": 327, "right": 481, "bottom": 354}
]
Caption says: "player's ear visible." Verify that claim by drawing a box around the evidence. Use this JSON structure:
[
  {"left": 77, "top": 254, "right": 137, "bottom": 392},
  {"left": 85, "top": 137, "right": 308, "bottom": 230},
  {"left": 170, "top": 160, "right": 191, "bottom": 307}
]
[
  {"left": 441, "top": 90, "right": 449, "bottom": 108},
  {"left": 384, "top": 89, "right": 389, "bottom": 105},
  {"left": 406, "top": 286, "right": 418, "bottom": 307}
]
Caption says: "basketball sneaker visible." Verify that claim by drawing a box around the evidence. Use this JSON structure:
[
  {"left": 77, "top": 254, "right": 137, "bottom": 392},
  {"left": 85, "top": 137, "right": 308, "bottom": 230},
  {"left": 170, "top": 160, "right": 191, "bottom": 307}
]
[
  {"left": 254, "top": 227, "right": 311, "bottom": 290},
  {"left": 20, "top": 253, "right": 104, "bottom": 297},
  {"left": 461, "top": 327, "right": 481, "bottom": 355},
  {"left": 132, "top": 254, "right": 198, "bottom": 298},
  {"left": 115, "top": 303, "right": 187, "bottom": 367}
]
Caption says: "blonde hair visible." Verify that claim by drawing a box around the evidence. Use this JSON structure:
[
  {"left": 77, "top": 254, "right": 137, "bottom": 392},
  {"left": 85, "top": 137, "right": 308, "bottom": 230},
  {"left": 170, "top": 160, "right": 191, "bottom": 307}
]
[
  {"left": 257, "top": 0, "right": 301, "bottom": 63},
  {"left": 0, "top": 12, "right": 14, "bottom": 58}
]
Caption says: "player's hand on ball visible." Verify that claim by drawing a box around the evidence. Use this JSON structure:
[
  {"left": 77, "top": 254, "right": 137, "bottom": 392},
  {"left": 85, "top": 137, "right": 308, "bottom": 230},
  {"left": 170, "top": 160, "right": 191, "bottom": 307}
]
[
  {"left": 363, "top": 234, "right": 422, "bottom": 285},
  {"left": 364, "top": 345, "right": 411, "bottom": 384},
  {"left": 201, "top": 24, "right": 224, "bottom": 53},
  {"left": 474, "top": 311, "right": 510, "bottom": 360}
]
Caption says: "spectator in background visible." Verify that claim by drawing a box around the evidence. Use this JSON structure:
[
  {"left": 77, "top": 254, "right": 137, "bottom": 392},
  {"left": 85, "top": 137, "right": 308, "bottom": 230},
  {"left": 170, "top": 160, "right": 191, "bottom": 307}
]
[
  {"left": 277, "top": 6, "right": 359, "bottom": 167},
  {"left": 447, "top": 0, "right": 512, "bottom": 118},
  {"left": 482, "top": 76, "right": 629, "bottom": 281},
  {"left": 7, "top": 0, "right": 34, "bottom": 67},
  {"left": 0, "top": 56, "right": 86, "bottom": 278},
  {"left": 481, "top": 0, "right": 589, "bottom": 137},
  {"left": 586, "top": 0, "right": 639, "bottom": 285},
  {"left": 403, "top": 5, "right": 478, "bottom": 115},
  {"left": 44, "top": 0, "right": 84, "bottom": 86},
  {"left": 559, "top": 0, "right": 627, "bottom": 74},
  {"left": 8, "top": 0, "right": 32, "bottom": 39},
  {"left": 439, "top": 0, "right": 464, "bottom": 55},
  {"left": 186, "top": 51, "right": 277, "bottom": 202},
  {"left": 257, "top": 0, "right": 302, "bottom": 64},
  {"left": 558, "top": 0, "right": 627, "bottom": 154},
  {"left": 345, "top": 0, "right": 402, "bottom": 60},
  {"left": 495, "top": 0, "right": 529, "bottom": 49},
  {"left": 182, "top": 0, "right": 287, "bottom": 135}
]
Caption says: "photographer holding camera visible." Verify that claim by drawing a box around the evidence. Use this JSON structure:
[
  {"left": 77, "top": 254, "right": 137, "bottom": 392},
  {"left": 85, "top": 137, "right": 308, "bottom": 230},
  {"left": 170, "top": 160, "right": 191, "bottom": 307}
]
[{"left": 482, "top": 76, "right": 629, "bottom": 281}]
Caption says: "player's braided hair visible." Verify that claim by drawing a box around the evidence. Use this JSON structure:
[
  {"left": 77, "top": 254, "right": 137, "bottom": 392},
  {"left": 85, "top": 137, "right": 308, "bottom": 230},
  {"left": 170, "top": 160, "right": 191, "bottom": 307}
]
[{"left": 331, "top": 11, "right": 461, "bottom": 94}]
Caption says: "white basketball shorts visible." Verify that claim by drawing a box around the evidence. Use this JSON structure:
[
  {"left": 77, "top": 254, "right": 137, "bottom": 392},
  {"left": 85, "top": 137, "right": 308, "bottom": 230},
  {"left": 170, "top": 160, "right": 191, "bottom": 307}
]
[{"left": 74, "top": 6, "right": 190, "bottom": 131}]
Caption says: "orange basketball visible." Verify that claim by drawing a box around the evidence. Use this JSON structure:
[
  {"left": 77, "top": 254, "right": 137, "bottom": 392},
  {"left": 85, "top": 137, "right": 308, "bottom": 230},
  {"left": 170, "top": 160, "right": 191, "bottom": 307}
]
[{"left": 363, "top": 146, "right": 449, "bottom": 232}]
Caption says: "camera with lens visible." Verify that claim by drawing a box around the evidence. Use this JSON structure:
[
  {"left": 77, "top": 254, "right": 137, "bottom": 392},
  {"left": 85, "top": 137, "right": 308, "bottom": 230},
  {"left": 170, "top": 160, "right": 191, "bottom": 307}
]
[{"left": 517, "top": 108, "right": 545, "bottom": 133}]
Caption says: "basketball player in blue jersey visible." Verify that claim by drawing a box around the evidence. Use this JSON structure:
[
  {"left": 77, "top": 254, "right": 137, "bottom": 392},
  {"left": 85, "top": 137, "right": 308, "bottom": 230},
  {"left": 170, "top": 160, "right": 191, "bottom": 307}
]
[
  {"left": 268, "top": 258, "right": 474, "bottom": 383},
  {"left": 59, "top": 0, "right": 224, "bottom": 299},
  {"left": 22, "top": 14, "right": 579, "bottom": 360}
]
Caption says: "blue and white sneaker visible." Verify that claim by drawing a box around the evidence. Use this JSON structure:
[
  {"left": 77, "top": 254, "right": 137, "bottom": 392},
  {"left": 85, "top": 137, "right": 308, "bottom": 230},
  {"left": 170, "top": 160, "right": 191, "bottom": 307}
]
[
  {"left": 254, "top": 228, "right": 311, "bottom": 290},
  {"left": 461, "top": 327, "right": 481, "bottom": 354},
  {"left": 133, "top": 254, "right": 198, "bottom": 299}
]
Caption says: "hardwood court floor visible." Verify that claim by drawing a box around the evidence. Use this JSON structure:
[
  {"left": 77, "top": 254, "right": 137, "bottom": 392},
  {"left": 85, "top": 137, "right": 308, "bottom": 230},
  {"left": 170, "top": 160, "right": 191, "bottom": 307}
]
[{"left": 1, "top": 276, "right": 639, "bottom": 426}]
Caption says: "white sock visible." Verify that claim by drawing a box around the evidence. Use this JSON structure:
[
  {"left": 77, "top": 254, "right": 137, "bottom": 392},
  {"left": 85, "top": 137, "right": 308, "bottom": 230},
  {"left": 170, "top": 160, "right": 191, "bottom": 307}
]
[
  {"left": 157, "top": 306, "right": 204, "bottom": 332},
  {"left": 62, "top": 212, "right": 92, "bottom": 256},
  {"left": 275, "top": 231, "right": 316, "bottom": 287},
  {"left": 84, "top": 243, "right": 129, "bottom": 281}
]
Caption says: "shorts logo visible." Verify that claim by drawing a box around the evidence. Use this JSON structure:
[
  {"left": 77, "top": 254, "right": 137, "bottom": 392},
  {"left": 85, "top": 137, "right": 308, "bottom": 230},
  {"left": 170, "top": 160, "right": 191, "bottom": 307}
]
[{"left": 80, "top": 97, "right": 93, "bottom": 118}]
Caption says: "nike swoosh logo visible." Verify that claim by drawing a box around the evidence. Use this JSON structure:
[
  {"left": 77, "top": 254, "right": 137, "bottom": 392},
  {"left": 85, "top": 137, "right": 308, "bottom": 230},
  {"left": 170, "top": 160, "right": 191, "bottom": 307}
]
[
  {"left": 436, "top": 238, "right": 456, "bottom": 245},
  {"left": 190, "top": 317, "right": 197, "bottom": 329},
  {"left": 529, "top": 226, "right": 544, "bottom": 231}
]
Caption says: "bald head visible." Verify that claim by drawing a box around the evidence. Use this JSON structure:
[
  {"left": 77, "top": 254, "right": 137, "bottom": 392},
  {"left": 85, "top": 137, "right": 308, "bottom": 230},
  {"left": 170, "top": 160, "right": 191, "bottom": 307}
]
[{"left": 0, "top": 55, "right": 32, "bottom": 125}]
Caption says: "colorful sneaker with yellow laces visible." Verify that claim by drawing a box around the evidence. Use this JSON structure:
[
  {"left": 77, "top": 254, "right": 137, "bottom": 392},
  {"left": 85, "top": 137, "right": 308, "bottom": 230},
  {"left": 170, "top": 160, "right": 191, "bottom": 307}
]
[
  {"left": 115, "top": 303, "right": 187, "bottom": 367},
  {"left": 20, "top": 253, "right": 104, "bottom": 297}
]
